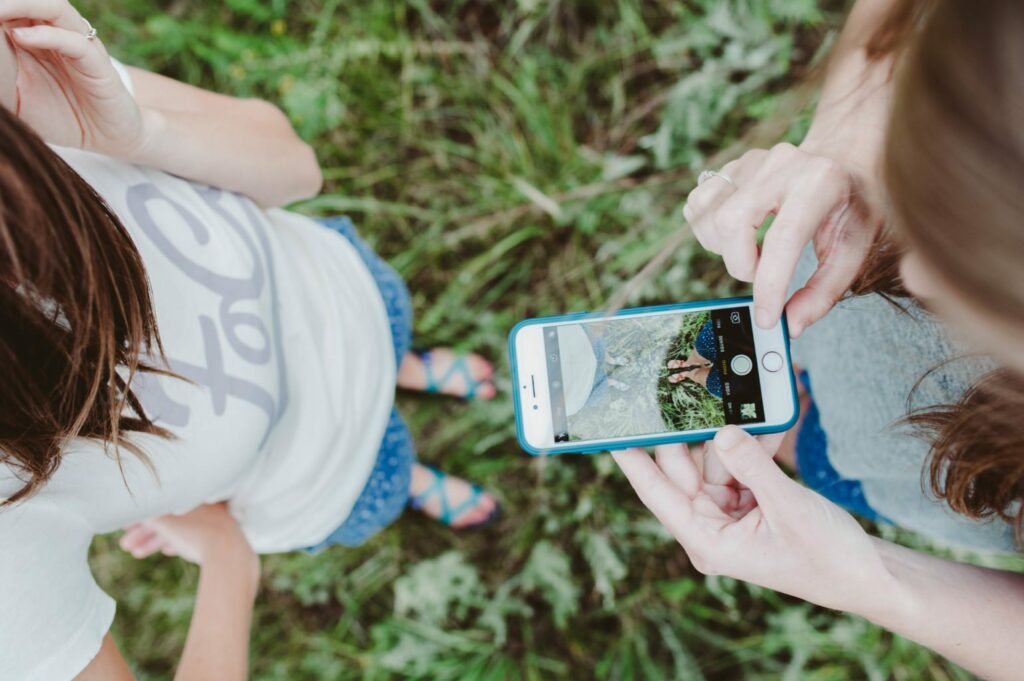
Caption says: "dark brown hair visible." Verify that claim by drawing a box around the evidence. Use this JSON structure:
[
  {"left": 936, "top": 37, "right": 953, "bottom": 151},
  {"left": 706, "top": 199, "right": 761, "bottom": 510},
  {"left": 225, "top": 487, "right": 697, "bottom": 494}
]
[
  {"left": 0, "top": 105, "right": 168, "bottom": 504},
  {"left": 868, "top": 0, "right": 1024, "bottom": 538}
]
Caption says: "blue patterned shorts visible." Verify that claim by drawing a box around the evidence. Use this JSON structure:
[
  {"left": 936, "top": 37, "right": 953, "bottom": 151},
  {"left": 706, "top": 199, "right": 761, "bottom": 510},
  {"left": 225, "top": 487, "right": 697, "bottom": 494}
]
[
  {"left": 306, "top": 217, "right": 417, "bottom": 550},
  {"left": 694, "top": 320, "right": 722, "bottom": 399}
]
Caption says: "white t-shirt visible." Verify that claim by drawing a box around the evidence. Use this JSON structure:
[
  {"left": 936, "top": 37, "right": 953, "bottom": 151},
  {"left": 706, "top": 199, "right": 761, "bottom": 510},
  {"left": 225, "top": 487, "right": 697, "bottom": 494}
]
[
  {"left": 556, "top": 325, "right": 599, "bottom": 417},
  {"left": 0, "top": 112, "right": 395, "bottom": 680}
]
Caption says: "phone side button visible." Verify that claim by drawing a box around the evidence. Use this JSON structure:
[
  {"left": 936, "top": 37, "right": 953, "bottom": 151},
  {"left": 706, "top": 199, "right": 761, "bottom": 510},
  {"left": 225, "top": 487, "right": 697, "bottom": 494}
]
[{"left": 762, "top": 351, "right": 783, "bottom": 372}]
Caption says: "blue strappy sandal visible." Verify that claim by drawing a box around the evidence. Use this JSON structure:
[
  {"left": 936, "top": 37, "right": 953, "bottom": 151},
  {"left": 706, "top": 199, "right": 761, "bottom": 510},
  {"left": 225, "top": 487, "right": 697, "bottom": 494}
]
[
  {"left": 408, "top": 465, "right": 501, "bottom": 528},
  {"left": 417, "top": 350, "right": 492, "bottom": 400}
]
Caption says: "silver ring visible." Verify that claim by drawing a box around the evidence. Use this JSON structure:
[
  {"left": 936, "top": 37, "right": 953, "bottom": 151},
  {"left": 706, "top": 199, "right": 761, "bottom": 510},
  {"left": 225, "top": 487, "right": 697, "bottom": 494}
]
[
  {"left": 83, "top": 18, "right": 97, "bottom": 41},
  {"left": 697, "top": 169, "right": 737, "bottom": 189}
]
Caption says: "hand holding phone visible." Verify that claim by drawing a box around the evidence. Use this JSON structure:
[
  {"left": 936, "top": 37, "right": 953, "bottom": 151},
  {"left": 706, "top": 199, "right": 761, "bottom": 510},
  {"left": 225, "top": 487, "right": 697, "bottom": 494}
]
[
  {"left": 508, "top": 297, "right": 798, "bottom": 455},
  {"left": 610, "top": 432, "right": 884, "bottom": 617}
]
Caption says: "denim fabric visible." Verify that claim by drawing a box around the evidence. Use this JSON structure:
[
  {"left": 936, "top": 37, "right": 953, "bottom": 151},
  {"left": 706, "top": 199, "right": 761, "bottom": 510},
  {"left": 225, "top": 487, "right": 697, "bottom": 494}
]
[
  {"left": 308, "top": 407, "right": 416, "bottom": 548},
  {"left": 695, "top": 320, "right": 722, "bottom": 399},
  {"left": 795, "top": 373, "right": 887, "bottom": 522},
  {"left": 317, "top": 216, "right": 412, "bottom": 365},
  {"left": 695, "top": 319, "right": 717, "bottom": 360},
  {"left": 305, "top": 216, "right": 416, "bottom": 550}
]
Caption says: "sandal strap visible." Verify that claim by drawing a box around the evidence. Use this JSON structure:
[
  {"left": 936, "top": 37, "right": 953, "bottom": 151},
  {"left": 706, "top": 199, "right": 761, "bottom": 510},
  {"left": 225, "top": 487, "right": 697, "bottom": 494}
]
[
  {"left": 420, "top": 351, "right": 482, "bottom": 400},
  {"left": 442, "top": 487, "right": 483, "bottom": 525},
  {"left": 407, "top": 465, "right": 486, "bottom": 526},
  {"left": 409, "top": 473, "right": 445, "bottom": 511}
]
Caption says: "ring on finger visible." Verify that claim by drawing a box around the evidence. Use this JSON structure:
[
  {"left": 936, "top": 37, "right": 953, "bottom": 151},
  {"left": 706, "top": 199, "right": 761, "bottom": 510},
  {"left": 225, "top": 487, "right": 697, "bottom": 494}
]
[
  {"left": 83, "top": 18, "right": 97, "bottom": 41},
  {"left": 697, "top": 169, "right": 738, "bottom": 189}
]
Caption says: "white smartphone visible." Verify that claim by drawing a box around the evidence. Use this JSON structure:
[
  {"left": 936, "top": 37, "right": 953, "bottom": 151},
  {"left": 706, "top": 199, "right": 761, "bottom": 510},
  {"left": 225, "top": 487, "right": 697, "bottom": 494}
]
[{"left": 508, "top": 297, "right": 798, "bottom": 455}]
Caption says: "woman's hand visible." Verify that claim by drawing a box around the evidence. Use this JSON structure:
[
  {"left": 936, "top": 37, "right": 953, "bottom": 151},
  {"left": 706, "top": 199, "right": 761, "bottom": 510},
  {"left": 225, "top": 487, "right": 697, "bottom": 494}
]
[
  {"left": 1, "top": 1, "right": 320, "bottom": 205},
  {"left": 2, "top": 1, "right": 321, "bottom": 206},
  {"left": 120, "top": 503, "right": 258, "bottom": 580},
  {"left": 0, "top": 0, "right": 147, "bottom": 157},
  {"left": 681, "top": 0, "right": 899, "bottom": 336},
  {"left": 612, "top": 427, "right": 899, "bottom": 615},
  {"left": 684, "top": 143, "right": 881, "bottom": 337}
]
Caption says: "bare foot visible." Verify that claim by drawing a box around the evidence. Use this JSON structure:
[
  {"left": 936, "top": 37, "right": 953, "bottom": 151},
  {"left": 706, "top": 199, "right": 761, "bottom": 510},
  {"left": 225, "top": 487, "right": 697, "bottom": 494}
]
[
  {"left": 398, "top": 348, "right": 497, "bottom": 400},
  {"left": 408, "top": 463, "right": 499, "bottom": 528}
]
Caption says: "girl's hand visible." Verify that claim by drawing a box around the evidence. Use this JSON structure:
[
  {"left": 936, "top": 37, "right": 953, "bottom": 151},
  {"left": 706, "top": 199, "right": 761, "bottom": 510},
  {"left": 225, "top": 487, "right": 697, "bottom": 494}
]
[
  {"left": 119, "top": 504, "right": 260, "bottom": 681},
  {"left": 612, "top": 427, "right": 897, "bottom": 615},
  {"left": 120, "top": 503, "right": 257, "bottom": 576},
  {"left": 684, "top": 143, "right": 882, "bottom": 336},
  {"left": 1, "top": 0, "right": 146, "bottom": 157}
]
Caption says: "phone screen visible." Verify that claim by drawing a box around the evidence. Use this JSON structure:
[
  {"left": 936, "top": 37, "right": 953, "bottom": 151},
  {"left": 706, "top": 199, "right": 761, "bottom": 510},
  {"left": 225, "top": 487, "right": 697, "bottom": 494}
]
[{"left": 542, "top": 306, "right": 765, "bottom": 443}]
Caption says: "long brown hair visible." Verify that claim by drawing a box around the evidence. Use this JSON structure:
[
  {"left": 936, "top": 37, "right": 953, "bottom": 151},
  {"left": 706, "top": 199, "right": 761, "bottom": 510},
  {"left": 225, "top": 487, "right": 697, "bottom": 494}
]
[
  {"left": 867, "top": 0, "right": 1024, "bottom": 539},
  {"left": 0, "top": 105, "right": 168, "bottom": 504}
]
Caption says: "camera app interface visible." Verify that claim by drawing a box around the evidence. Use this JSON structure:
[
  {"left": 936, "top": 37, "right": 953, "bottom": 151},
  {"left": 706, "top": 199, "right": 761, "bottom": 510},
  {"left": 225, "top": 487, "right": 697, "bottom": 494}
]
[{"left": 544, "top": 307, "right": 765, "bottom": 443}]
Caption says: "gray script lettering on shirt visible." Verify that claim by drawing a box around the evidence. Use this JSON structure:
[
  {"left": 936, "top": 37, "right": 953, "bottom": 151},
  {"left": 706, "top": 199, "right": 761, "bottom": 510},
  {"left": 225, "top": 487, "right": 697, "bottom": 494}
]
[{"left": 127, "top": 183, "right": 288, "bottom": 448}]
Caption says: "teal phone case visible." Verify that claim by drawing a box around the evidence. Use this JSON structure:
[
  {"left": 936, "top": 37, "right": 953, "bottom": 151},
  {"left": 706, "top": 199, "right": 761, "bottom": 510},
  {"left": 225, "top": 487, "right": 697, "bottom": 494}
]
[{"left": 507, "top": 296, "right": 800, "bottom": 456}]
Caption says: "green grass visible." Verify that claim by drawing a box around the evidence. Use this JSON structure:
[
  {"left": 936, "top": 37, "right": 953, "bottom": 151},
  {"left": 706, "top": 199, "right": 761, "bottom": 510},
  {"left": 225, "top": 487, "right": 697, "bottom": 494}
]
[
  {"left": 657, "top": 310, "right": 725, "bottom": 432},
  {"left": 79, "top": 1, "right": 1009, "bottom": 678}
]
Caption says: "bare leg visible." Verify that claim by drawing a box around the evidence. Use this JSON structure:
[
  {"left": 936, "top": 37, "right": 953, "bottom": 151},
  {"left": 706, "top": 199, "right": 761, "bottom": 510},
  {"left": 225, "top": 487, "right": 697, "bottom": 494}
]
[
  {"left": 667, "top": 348, "right": 711, "bottom": 371},
  {"left": 688, "top": 347, "right": 710, "bottom": 366}
]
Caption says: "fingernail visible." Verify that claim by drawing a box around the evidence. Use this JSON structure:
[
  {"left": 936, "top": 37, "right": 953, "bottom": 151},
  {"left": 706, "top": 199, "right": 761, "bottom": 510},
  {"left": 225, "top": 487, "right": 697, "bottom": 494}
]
[
  {"left": 715, "top": 426, "right": 744, "bottom": 449},
  {"left": 789, "top": 321, "right": 803, "bottom": 339},
  {"left": 755, "top": 307, "right": 773, "bottom": 329}
]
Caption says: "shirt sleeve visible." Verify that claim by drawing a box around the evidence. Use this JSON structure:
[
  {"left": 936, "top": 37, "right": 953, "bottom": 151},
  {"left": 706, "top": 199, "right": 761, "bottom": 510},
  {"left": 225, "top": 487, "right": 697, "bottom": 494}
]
[{"left": 0, "top": 499, "right": 115, "bottom": 681}]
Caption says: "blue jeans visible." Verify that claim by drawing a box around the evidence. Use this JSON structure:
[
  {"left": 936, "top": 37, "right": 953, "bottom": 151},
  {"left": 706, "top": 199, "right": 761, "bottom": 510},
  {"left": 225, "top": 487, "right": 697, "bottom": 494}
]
[
  {"left": 796, "top": 373, "right": 887, "bottom": 522},
  {"left": 306, "top": 217, "right": 416, "bottom": 550}
]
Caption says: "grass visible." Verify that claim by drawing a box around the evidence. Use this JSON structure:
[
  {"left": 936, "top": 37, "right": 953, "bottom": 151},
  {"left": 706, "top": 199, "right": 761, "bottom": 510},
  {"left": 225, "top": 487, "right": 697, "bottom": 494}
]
[
  {"left": 657, "top": 310, "right": 725, "bottom": 432},
  {"left": 78, "top": 1, "right": 1013, "bottom": 679}
]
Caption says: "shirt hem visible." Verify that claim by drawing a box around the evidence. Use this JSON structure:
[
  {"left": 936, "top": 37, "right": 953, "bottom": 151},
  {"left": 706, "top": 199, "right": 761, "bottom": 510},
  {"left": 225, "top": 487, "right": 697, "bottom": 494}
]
[{"left": 22, "top": 587, "right": 116, "bottom": 681}]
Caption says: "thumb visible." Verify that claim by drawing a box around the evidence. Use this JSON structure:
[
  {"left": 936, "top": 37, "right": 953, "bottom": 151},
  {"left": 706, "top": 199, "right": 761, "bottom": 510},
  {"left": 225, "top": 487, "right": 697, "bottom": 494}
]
[{"left": 712, "top": 426, "right": 793, "bottom": 511}]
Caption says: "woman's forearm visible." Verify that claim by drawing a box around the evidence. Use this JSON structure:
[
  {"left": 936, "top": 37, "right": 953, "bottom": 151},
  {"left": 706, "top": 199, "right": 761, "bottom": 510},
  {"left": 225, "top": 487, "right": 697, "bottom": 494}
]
[
  {"left": 857, "top": 537, "right": 1024, "bottom": 681},
  {"left": 174, "top": 540, "right": 259, "bottom": 681},
  {"left": 123, "top": 67, "right": 322, "bottom": 208},
  {"left": 802, "top": 0, "right": 898, "bottom": 173}
]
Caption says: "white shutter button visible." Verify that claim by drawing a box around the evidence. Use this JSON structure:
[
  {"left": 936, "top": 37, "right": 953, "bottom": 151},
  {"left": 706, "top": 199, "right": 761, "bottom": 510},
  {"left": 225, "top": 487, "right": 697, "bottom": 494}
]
[
  {"left": 762, "top": 351, "right": 783, "bottom": 372},
  {"left": 730, "top": 354, "right": 753, "bottom": 376}
]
